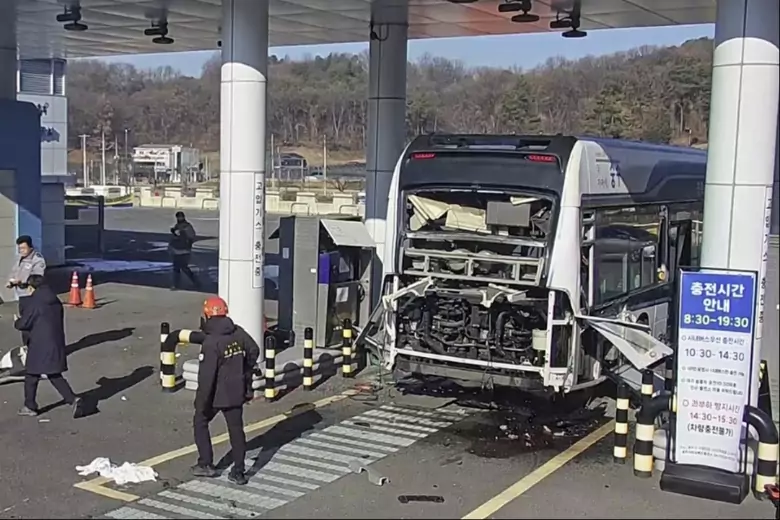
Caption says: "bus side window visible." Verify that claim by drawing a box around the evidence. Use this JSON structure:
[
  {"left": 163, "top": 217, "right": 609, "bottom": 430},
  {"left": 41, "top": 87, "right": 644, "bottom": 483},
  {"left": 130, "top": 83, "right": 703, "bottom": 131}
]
[{"left": 593, "top": 204, "right": 664, "bottom": 305}]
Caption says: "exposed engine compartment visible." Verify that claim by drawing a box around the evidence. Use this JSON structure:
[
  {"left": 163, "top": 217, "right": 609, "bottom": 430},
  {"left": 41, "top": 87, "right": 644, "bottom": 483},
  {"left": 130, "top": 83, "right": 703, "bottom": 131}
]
[
  {"left": 396, "top": 291, "right": 549, "bottom": 366},
  {"left": 393, "top": 189, "right": 557, "bottom": 368}
]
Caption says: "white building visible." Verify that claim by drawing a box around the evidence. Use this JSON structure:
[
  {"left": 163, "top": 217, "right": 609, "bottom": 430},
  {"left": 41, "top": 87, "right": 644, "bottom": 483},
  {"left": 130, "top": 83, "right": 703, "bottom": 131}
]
[
  {"left": 132, "top": 144, "right": 200, "bottom": 184},
  {"left": 16, "top": 58, "right": 69, "bottom": 267}
]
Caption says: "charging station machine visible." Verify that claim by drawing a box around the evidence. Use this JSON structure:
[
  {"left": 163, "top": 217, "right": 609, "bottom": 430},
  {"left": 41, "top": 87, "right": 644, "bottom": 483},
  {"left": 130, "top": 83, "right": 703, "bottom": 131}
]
[{"left": 275, "top": 215, "right": 375, "bottom": 349}]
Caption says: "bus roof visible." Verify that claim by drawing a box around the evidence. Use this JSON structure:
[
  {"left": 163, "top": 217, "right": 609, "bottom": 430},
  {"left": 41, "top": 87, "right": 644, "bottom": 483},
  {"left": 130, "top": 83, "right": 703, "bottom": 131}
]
[{"left": 403, "top": 133, "right": 708, "bottom": 205}]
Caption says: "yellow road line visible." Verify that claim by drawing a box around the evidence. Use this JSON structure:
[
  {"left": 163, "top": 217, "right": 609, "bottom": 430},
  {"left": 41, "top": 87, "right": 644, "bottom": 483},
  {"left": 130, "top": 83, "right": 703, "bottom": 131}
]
[
  {"left": 74, "top": 389, "right": 358, "bottom": 502},
  {"left": 73, "top": 481, "right": 140, "bottom": 502},
  {"left": 462, "top": 420, "right": 615, "bottom": 520}
]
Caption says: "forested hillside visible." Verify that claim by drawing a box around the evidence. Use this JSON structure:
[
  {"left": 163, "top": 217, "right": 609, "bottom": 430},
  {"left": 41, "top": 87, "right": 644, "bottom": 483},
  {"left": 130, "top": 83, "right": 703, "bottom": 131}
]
[{"left": 67, "top": 37, "right": 713, "bottom": 157}]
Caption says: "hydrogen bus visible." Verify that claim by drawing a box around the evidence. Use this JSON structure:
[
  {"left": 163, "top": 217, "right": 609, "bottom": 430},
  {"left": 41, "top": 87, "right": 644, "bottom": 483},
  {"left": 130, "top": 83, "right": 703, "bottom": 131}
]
[{"left": 357, "top": 133, "right": 706, "bottom": 395}]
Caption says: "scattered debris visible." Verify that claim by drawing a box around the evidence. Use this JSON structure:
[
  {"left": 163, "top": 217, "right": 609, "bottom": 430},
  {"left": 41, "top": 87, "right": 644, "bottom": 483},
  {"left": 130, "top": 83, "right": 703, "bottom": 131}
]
[
  {"left": 76, "top": 457, "right": 157, "bottom": 485},
  {"left": 38, "top": 418, "right": 50, "bottom": 423},
  {"left": 398, "top": 495, "right": 445, "bottom": 504},
  {"left": 120, "top": 396, "right": 127, "bottom": 401},
  {"left": 348, "top": 459, "right": 388, "bottom": 486}
]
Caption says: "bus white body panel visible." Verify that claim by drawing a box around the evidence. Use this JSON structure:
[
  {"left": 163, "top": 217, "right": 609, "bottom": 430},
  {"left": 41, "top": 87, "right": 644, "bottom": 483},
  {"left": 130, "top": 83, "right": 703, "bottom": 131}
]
[{"left": 359, "top": 134, "right": 704, "bottom": 394}]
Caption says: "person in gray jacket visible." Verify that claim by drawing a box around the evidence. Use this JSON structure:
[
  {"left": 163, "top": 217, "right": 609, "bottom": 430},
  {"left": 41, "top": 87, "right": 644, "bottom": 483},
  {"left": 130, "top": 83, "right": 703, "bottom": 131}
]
[{"left": 7, "top": 236, "right": 46, "bottom": 344}]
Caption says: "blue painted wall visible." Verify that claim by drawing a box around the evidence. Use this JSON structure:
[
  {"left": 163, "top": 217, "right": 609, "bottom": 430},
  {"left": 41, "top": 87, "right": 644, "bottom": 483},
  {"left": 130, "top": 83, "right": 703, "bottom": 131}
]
[{"left": 0, "top": 99, "right": 42, "bottom": 247}]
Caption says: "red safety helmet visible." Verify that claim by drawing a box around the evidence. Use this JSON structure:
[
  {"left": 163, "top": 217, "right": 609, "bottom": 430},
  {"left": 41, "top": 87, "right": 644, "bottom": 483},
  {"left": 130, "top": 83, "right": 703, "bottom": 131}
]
[{"left": 203, "top": 296, "right": 229, "bottom": 318}]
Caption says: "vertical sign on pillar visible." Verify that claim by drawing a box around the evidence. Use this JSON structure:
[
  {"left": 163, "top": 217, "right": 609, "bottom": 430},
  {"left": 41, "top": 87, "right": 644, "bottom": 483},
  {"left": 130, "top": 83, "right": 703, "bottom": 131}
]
[
  {"left": 674, "top": 268, "right": 757, "bottom": 472},
  {"left": 757, "top": 187, "right": 773, "bottom": 341},
  {"left": 252, "top": 172, "right": 265, "bottom": 289}
]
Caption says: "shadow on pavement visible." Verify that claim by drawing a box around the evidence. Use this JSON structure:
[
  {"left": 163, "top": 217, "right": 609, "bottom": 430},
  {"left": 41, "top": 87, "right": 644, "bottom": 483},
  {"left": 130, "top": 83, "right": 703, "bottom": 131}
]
[
  {"left": 217, "top": 403, "right": 323, "bottom": 473},
  {"left": 39, "top": 365, "right": 155, "bottom": 416},
  {"left": 66, "top": 327, "right": 135, "bottom": 356},
  {"left": 273, "top": 353, "right": 340, "bottom": 399}
]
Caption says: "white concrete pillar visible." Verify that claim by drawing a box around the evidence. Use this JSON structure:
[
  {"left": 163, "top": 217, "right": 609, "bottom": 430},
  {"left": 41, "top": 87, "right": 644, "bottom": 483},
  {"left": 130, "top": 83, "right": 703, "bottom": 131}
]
[
  {"left": 219, "top": 0, "right": 268, "bottom": 344},
  {"left": 0, "top": 2, "right": 16, "bottom": 100},
  {"left": 702, "top": 0, "right": 779, "bottom": 405},
  {"left": 365, "top": 0, "right": 408, "bottom": 303}
]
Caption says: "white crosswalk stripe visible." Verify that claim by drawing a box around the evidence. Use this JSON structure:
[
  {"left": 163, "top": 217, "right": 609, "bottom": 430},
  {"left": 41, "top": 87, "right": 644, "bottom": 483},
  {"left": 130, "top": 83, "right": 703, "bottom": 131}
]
[{"left": 102, "top": 403, "right": 470, "bottom": 519}]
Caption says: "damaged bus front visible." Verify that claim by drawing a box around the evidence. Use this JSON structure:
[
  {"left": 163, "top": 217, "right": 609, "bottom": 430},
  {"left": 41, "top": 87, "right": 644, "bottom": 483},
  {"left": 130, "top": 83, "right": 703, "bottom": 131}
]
[{"left": 363, "top": 135, "right": 578, "bottom": 394}]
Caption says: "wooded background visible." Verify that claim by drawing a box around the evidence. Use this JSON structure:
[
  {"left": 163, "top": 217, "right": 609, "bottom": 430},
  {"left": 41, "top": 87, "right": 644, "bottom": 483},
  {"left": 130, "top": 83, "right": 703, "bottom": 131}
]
[{"left": 67, "top": 37, "right": 712, "bottom": 162}]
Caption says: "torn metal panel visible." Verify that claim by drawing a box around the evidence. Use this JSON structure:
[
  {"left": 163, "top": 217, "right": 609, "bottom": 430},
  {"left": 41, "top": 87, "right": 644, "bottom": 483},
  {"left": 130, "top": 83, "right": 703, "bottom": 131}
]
[{"left": 578, "top": 315, "right": 672, "bottom": 371}]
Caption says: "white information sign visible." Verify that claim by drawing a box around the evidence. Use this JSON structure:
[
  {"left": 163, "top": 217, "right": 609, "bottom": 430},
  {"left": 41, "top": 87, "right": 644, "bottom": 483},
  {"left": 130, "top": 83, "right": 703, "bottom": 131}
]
[
  {"left": 674, "top": 269, "right": 757, "bottom": 472},
  {"left": 252, "top": 172, "right": 265, "bottom": 289}
]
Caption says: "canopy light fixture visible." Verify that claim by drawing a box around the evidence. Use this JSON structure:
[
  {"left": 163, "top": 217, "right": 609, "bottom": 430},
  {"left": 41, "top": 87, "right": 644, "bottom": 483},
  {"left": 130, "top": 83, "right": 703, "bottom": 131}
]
[
  {"left": 57, "top": 4, "right": 88, "bottom": 32},
  {"left": 508, "top": 1, "right": 540, "bottom": 23}
]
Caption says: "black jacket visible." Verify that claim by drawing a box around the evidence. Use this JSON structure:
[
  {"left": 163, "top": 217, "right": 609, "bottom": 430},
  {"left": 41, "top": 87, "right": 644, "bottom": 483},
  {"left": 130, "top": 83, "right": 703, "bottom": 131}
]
[
  {"left": 14, "top": 285, "right": 68, "bottom": 375},
  {"left": 169, "top": 221, "right": 196, "bottom": 255},
  {"left": 196, "top": 316, "right": 260, "bottom": 410}
]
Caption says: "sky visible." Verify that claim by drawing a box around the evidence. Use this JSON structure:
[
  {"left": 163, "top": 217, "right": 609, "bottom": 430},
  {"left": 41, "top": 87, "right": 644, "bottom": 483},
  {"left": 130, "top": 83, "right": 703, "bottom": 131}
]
[{"left": 92, "top": 24, "right": 714, "bottom": 77}]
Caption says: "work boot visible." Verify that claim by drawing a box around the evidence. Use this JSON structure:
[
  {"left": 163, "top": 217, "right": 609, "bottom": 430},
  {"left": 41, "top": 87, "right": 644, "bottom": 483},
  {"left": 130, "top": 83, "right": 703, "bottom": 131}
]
[
  {"left": 228, "top": 469, "right": 248, "bottom": 486},
  {"left": 17, "top": 406, "right": 38, "bottom": 417},
  {"left": 72, "top": 397, "right": 85, "bottom": 419},
  {"left": 191, "top": 464, "right": 218, "bottom": 478}
]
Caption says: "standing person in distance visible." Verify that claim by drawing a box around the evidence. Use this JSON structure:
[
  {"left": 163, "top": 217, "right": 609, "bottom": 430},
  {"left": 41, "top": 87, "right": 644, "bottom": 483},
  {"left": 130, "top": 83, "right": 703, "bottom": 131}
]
[
  {"left": 14, "top": 275, "right": 83, "bottom": 418},
  {"left": 192, "top": 296, "right": 260, "bottom": 485},
  {"left": 168, "top": 211, "right": 200, "bottom": 291},
  {"left": 7, "top": 235, "right": 46, "bottom": 346}
]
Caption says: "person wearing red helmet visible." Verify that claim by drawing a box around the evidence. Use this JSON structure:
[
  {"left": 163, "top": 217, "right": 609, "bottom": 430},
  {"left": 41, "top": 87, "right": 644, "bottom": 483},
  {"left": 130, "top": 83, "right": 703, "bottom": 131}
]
[{"left": 192, "top": 296, "right": 260, "bottom": 485}]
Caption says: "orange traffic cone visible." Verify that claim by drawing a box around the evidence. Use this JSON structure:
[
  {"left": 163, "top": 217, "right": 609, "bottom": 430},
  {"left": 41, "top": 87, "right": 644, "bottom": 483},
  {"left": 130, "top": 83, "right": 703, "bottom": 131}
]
[
  {"left": 66, "top": 271, "right": 82, "bottom": 306},
  {"left": 82, "top": 274, "right": 96, "bottom": 309}
]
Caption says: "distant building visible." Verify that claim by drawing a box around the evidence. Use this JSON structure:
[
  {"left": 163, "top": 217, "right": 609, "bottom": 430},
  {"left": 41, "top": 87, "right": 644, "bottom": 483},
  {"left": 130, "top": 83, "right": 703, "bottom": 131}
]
[
  {"left": 16, "top": 58, "right": 68, "bottom": 178},
  {"left": 132, "top": 144, "right": 201, "bottom": 183},
  {"left": 15, "top": 58, "right": 69, "bottom": 266}
]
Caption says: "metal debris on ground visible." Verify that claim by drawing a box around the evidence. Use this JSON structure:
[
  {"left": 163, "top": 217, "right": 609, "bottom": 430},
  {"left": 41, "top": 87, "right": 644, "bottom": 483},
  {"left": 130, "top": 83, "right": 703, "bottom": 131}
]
[
  {"left": 397, "top": 495, "right": 445, "bottom": 504},
  {"left": 348, "top": 459, "right": 388, "bottom": 486},
  {"left": 349, "top": 381, "right": 380, "bottom": 402}
]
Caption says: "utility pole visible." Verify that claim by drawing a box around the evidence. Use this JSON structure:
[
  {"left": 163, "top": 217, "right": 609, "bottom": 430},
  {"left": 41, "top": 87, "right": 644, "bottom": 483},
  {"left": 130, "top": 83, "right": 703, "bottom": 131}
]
[
  {"left": 124, "top": 128, "right": 130, "bottom": 185},
  {"left": 322, "top": 134, "right": 328, "bottom": 195},
  {"left": 100, "top": 129, "right": 106, "bottom": 186},
  {"left": 79, "top": 134, "right": 89, "bottom": 187},
  {"left": 114, "top": 135, "right": 119, "bottom": 184}
]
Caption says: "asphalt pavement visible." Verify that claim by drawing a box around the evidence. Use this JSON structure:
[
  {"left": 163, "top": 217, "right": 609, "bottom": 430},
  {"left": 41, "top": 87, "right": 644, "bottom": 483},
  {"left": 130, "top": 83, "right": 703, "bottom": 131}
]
[{"left": 0, "top": 207, "right": 773, "bottom": 519}]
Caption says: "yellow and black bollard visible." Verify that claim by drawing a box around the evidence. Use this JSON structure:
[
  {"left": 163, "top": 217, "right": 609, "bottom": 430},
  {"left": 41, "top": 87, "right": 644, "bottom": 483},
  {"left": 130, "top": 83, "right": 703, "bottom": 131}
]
[
  {"left": 664, "top": 356, "right": 675, "bottom": 393},
  {"left": 342, "top": 319, "right": 353, "bottom": 378},
  {"left": 641, "top": 369, "right": 654, "bottom": 406},
  {"left": 160, "top": 327, "right": 203, "bottom": 393},
  {"left": 745, "top": 405, "right": 780, "bottom": 499},
  {"left": 264, "top": 335, "right": 277, "bottom": 402},
  {"left": 160, "top": 322, "right": 176, "bottom": 392},
  {"left": 613, "top": 383, "right": 629, "bottom": 464},
  {"left": 303, "top": 327, "right": 314, "bottom": 391},
  {"left": 633, "top": 394, "right": 671, "bottom": 478}
]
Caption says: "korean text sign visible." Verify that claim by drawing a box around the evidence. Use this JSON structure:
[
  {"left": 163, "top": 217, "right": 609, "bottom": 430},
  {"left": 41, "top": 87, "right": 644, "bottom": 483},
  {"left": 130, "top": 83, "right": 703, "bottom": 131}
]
[
  {"left": 674, "top": 269, "right": 757, "bottom": 472},
  {"left": 252, "top": 172, "right": 265, "bottom": 289}
]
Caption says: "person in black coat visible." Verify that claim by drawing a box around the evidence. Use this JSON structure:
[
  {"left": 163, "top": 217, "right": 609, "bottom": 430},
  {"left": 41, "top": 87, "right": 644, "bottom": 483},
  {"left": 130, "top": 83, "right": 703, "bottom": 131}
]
[
  {"left": 14, "top": 275, "right": 83, "bottom": 418},
  {"left": 192, "top": 296, "right": 260, "bottom": 485}
]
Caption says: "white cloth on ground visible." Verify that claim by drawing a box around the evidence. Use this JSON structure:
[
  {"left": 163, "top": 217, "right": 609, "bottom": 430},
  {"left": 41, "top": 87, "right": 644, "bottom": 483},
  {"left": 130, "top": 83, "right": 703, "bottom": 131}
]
[{"left": 76, "top": 457, "right": 158, "bottom": 485}]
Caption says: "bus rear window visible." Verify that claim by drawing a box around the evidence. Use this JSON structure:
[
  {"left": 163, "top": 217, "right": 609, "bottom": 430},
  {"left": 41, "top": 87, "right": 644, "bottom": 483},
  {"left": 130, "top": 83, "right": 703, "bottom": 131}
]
[{"left": 400, "top": 151, "right": 562, "bottom": 193}]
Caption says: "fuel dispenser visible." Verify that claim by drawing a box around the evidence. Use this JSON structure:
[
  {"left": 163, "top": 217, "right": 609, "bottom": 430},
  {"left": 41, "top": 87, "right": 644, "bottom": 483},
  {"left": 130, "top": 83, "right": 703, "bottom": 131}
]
[{"left": 274, "top": 215, "right": 374, "bottom": 349}]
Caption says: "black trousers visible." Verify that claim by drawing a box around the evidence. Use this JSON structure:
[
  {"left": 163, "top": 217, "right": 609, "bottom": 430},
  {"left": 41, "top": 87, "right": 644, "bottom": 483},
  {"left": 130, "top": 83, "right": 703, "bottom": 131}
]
[
  {"left": 24, "top": 373, "right": 77, "bottom": 410},
  {"left": 194, "top": 406, "right": 246, "bottom": 472},
  {"left": 17, "top": 296, "right": 31, "bottom": 346},
  {"left": 172, "top": 254, "right": 198, "bottom": 288}
]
